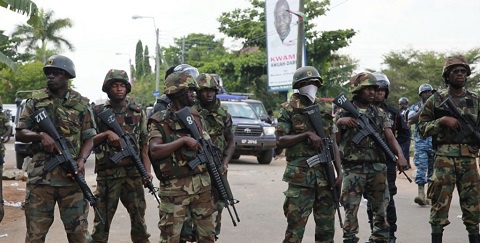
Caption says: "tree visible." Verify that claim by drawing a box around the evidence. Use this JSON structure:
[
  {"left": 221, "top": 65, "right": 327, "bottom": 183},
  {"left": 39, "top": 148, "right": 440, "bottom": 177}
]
[
  {"left": 134, "top": 40, "right": 145, "bottom": 78},
  {"left": 11, "top": 8, "right": 74, "bottom": 63},
  {"left": 0, "top": 61, "right": 45, "bottom": 103},
  {"left": 0, "top": 0, "right": 39, "bottom": 71}
]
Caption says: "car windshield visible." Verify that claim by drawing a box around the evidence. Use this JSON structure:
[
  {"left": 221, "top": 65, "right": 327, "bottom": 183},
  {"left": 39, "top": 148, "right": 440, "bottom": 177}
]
[
  {"left": 248, "top": 102, "right": 268, "bottom": 119},
  {"left": 223, "top": 102, "right": 258, "bottom": 119}
]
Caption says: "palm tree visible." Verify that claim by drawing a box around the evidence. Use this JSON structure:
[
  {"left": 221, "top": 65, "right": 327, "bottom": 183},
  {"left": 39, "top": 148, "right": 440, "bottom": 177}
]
[
  {"left": 12, "top": 8, "right": 74, "bottom": 63},
  {"left": 0, "top": 0, "right": 39, "bottom": 71}
]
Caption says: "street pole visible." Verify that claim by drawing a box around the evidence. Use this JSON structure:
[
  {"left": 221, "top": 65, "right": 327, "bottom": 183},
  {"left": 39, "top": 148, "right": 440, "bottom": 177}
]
[
  {"left": 155, "top": 28, "right": 160, "bottom": 99},
  {"left": 296, "top": 0, "right": 305, "bottom": 69}
]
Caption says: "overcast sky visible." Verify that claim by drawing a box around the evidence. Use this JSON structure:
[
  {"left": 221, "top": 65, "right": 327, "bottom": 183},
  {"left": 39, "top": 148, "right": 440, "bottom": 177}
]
[{"left": 2, "top": 0, "right": 479, "bottom": 103}]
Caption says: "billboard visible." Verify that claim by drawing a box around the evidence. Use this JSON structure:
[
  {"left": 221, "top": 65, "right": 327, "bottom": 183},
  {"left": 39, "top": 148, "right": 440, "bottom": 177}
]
[{"left": 265, "top": 0, "right": 302, "bottom": 92}]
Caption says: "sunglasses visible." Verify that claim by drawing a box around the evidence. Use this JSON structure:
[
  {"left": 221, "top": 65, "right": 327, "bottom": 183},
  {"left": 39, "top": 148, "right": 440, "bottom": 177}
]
[
  {"left": 45, "top": 69, "right": 66, "bottom": 76},
  {"left": 451, "top": 68, "right": 467, "bottom": 75}
]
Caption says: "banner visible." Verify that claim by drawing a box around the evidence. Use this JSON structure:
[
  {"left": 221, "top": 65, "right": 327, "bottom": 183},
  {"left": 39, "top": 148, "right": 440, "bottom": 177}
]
[{"left": 265, "top": 0, "right": 302, "bottom": 92}]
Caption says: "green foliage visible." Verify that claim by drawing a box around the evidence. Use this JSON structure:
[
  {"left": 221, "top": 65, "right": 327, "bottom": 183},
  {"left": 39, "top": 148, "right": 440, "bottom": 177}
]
[
  {"left": 135, "top": 40, "right": 144, "bottom": 77},
  {"left": 380, "top": 48, "right": 480, "bottom": 107},
  {"left": 143, "top": 46, "right": 151, "bottom": 75},
  {"left": 11, "top": 8, "right": 74, "bottom": 62},
  {"left": 0, "top": 61, "right": 45, "bottom": 103}
]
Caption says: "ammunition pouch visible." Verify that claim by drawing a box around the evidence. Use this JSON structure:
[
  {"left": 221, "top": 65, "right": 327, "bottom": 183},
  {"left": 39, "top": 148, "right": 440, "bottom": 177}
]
[{"left": 152, "top": 157, "right": 204, "bottom": 181}]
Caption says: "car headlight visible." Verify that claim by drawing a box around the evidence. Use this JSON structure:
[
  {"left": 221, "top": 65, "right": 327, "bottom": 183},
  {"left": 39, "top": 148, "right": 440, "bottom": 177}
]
[{"left": 263, "top": 126, "right": 276, "bottom": 135}]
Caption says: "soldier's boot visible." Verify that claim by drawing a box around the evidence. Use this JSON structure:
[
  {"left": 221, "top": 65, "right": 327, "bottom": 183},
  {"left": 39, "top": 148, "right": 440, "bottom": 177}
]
[
  {"left": 414, "top": 185, "right": 427, "bottom": 205},
  {"left": 468, "top": 234, "right": 480, "bottom": 243},
  {"left": 431, "top": 233, "right": 442, "bottom": 243}
]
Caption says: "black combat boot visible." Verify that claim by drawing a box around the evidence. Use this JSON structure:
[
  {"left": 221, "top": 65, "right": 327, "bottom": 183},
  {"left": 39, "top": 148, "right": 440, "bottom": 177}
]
[
  {"left": 431, "top": 233, "right": 442, "bottom": 243},
  {"left": 468, "top": 234, "right": 480, "bottom": 243}
]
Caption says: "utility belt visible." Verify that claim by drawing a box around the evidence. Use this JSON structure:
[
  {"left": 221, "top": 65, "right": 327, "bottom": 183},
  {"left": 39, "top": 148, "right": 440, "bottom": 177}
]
[
  {"left": 435, "top": 143, "right": 479, "bottom": 157},
  {"left": 343, "top": 160, "right": 383, "bottom": 164},
  {"left": 152, "top": 157, "right": 206, "bottom": 182},
  {"left": 96, "top": 158, "right": 135, "bottom": 172}
]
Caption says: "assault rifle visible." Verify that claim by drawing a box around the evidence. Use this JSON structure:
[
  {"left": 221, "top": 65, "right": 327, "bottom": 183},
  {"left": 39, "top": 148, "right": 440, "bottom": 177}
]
[
  {"left": 333, "top": 93, "right": 412, "bottom": 183},
  {"left": 31, "top": 108, "right": 104, "bottom": 223},
  {"left": 304, "top": 104, "right": 343, "bottom": 228},
  {"left": 442, "top": 97, "right": 480, "bottom": 144},
  {"left": 176, "top": 107, "right": 240, "bottom": 226},
  {"left": 97, "top": 109, "right": 160, "bottom": 204}
]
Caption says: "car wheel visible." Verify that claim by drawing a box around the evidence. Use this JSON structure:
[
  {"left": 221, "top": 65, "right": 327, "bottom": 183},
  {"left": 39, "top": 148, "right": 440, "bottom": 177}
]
[
  {"left": 16, "top": 153, "right": 26, "bottom": 169},
  {"left": 231, "top": 154, "right": 240, "bottom": 160},
  {"left": 257, "top": 149, "right": 273, "bottom": 164}
]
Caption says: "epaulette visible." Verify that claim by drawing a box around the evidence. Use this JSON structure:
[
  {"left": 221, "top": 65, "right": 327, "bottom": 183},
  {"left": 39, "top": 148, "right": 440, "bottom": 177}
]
[
  {"left": 128, "top": 102, "right": 142, "bottom": 112},
  {"left": 31, "top": 89, "right": 49, "bottom": 100}
]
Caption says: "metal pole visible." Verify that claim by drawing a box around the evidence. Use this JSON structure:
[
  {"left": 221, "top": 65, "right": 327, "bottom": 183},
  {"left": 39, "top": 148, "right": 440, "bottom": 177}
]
[
  {"left": 296, "top": 0, "right": 305, "bottom": 69},
  {"left": 155, "top": 28, "right": 160, "bottom": 99}
]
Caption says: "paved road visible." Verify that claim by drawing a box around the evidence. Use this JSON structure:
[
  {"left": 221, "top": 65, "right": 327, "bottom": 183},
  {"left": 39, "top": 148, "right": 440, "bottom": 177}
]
[{"left": 0, "top": 139, "right": 472, "bottom": 242}]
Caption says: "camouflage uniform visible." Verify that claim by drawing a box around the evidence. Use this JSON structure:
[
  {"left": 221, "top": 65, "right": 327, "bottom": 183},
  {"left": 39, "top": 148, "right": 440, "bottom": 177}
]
[
  {"left": 148, "top": 72, "right": 215, "bottom": 243},
  {"left": 17, "top": 88, "right": 96, "bottom": 243},
  {"left": 0, "top": 107, "right": 9, "bottom": 171},
  {"left": 91, "top": 100, "right": 150, "bottom": 243},
  {"left": 277, "top": 94, "right": 336, "bottom": 243},
  {"left": 418, "top": 89, "right": 480, "bottom": 235}
]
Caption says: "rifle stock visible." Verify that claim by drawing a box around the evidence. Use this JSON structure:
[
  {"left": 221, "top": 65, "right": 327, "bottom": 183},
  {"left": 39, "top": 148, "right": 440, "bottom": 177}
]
[
  {"left": 97, "top": 109, "right": 160, "bottom": 204},
  {"left": 176, "top": 107, "right": 240, "bottom": 226},
  {"left": 30, "top": 108, "right": 104, "bottom": 223},
  {"left": 333, "top": 93, "right": 412, "bottom": 183},
  {"left": 304, "top": 104, "right": 343, "bottom": 228}
]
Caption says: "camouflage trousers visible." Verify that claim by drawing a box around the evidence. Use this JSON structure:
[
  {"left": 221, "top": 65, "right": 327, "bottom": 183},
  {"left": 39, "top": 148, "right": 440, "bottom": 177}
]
[
  {"left": 283, "top": 184, "right": 335, "bottom": 243},
  {"left": 413, "top": 146, "right": 434, "bottom": 185},
  {"left": 341, "top": 163, "right": 389, "bottom": 243},
  {"left": 159, "top": 190, "right": 215, "bottom": 243},
  {"left": 91, "top": 176, "right": 150, "bottom": 243},
  {"left": 25, "top": 184, "right": 91, "bottom": 243},
  {"left": 427, "top": 155, "right": 480, "bottom": 234},
  {"left": 180, "top": 197, "right": 224, "bottom": 241}
]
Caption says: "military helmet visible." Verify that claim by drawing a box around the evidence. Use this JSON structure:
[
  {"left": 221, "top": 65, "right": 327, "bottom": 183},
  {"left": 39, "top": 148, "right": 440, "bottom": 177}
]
[
  {"left": 102, "top": 69, "right": 131, "bottom": 94},
  {"left": 373, "top": 72, "right": 390, "bottom": 99},
  {"left": 442, "top": 55, "right": 471, "bottom": 79},
  {"left": 43, "top": 55, "right": 76, "bottom": 78},
  {"left": 172, "top": 64, "right": 199, "bottom": 80},
  {"left": 292, "top": 66, "right": 323, "bottom": 89},
  {"left": 164, "top": 72, "right": 199, "bottom": 95},
  {"left": 398, "top": 97, "right": 409, "bottom": 104},
  {"left": 196, "top": 73, "right": 219, "bottom": 91},
  {"left": 349, "top": 72, "right": 378, "bottom": 94},
  {"left": 418, "top": 84, "right": 434, "bottom": 96}
]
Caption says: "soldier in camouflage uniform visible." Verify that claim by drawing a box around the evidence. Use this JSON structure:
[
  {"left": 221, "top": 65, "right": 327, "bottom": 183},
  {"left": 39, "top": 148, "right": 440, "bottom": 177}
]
[
  {"left": 193, "top": 73, "right": 235, "bottom": 240},
  {"left": 148, "top": 72, "right": 216, "bottom": 243},
  {"left": 417, "top": 55, "right": 480, "bottom": 243},
  {"left": 0, "top": 98, "right": 10, "bottom": 223},
  {"left": 90, "top": 69, "right": 151, "bottom": 243},
  {"left": 276, "top": 66, "right": 343, "bottom": 243},
  {"left": 15, "top": 55, "right": 96, "bottom": 243},
  {"left": 334, "top": 72, "right": 407, "bottom": 243}
]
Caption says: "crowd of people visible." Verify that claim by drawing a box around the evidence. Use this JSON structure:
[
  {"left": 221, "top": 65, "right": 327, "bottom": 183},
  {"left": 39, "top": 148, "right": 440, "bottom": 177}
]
[{"left": 0, "top": 53, "right": 478, "bottom": 243}]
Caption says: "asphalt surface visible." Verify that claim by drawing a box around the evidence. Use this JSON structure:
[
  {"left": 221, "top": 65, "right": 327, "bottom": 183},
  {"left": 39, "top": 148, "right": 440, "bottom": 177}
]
[{"left": 0, "top": 139, "right": 473, "bottom": 242}]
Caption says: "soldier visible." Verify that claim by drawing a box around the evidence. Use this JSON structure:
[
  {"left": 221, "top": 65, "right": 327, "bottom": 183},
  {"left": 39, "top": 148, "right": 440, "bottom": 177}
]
[
  {"left": 276, "top": 66, "right": 342, "bottom": 242},
  {"left": 334, "top": 72, "right": 407, "bottom": 243},
  {"left": 148, "top": 72, "right": 216, "bottom": 242},
  {"left": 90, "top": 69, "right": 151, "bottom": 242},
  {"left": 15, "top": 55, "right": 96, "bottom": 242},
  {"left": 368, "top": 73, "right": 410, "bottom": 243},
  {"left": 408, "top": 84, "right": 435, "bottom": 206},
  {"left": 397, "top": 97, "right": 412, "bottom": 170},
  {"left": 0, "top": 99, "right": 10, "bottom": 223},
  {"left": 418, "top": 55, "right": 480, "bottom": 243},
  {"left": 182, "top": 73, "right": 235, "bottom": 241}
]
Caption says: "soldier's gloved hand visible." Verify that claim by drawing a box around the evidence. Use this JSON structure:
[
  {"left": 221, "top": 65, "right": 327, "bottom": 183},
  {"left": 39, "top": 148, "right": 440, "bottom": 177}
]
[
  {"left": 336, "top": 117, "right": 358, "bottom": 128},
  {"left": 439, "top": 116, "right": 460, "bottom": 130},
  {"left": 39, "top": 132, "right": 58, "bottom": 153}
]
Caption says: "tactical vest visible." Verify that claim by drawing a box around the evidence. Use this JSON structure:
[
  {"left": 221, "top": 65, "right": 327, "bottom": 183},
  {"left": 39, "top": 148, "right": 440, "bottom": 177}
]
[
  {"left": 195, "top": 99, "right": 230, "bottom": 155},
  {"left": 30, "top": 89, "right": 90, "bottom": 161},
  {"left": 337, "top": 105, "right": 387, "bottom": 163},
  {"left": 148, "top": 107, "right": 207, "bottom": 181},
  {"left": 93, "top": 102, "right": 143, "bottom": 172},
  {"left": 280, "top": 95, "right": 334, "bottom": 163},
  {"left": 431, "top": 90, "right": 479, "bottom": 146}
]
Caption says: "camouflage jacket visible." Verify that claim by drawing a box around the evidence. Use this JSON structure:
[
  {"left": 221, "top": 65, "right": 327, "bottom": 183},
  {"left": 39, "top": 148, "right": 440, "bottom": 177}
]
[
  {"left": 16, "top": 88, "right": 96, "bottom": 186},
  {"left": 0, "top": 110, "right": 9, "bottom": 159},
  {"left": 147, "top": 106, "right": 211, "bottom": 196},
  {"left": 418, "top": 88, "right": 480, "bottom": 157},
  {"left": 334, "top": 102, "right": 390, "bottom": 163},
  {"left": 193, "top": 99, "right": 233, "bottom": 157},
  {"left": 93, "top": 100, "right": 148, "bottom": 179}
]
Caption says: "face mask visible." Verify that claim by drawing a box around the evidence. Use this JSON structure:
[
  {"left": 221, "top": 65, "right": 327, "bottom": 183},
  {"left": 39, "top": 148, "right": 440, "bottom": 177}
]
[{"left": 298, "top": 84, "right": 318, "bottom": 103}]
